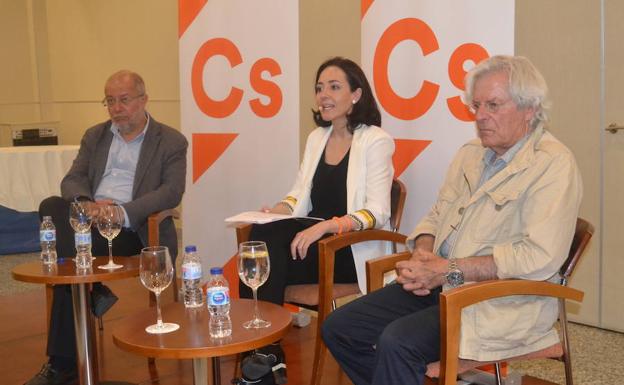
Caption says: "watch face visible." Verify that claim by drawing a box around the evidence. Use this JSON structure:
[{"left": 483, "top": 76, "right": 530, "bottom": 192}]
[{"left": 447, "top": 270, "right": 464, "bottom": 287}]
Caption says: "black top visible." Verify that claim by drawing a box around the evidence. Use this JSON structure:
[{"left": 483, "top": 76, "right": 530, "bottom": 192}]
[{"left": 308, "top": 148, "right": 350, "bottom": 220}]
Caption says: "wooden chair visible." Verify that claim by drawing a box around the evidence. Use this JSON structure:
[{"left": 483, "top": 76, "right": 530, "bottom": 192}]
[
  {"left": 365, "top": 217, "right": 594, "bottom": 385},
  {"left": 236, "top": 178, "right": 408, "bottom": 385}
]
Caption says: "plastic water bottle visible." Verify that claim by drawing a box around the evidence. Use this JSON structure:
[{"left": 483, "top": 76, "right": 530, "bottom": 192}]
[
  {"left": 74, "top": 230, "right": 92, "bottom": 269},
  {"left": 207, "top": 267, "right": 231, "bottom": 338},
  {"left": 40, "top": 216, "right": 57, "bottom": 264},
  {"left": 182, "top": 245, "right": 203, "bottom": 308}
]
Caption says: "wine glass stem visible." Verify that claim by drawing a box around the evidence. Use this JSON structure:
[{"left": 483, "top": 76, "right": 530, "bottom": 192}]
[
  {"left": 252, "top": 287, "right": 260, "bottom": 321},
  {"left": 155, "top": 292, "right": 164, "bottom": 328},
  {"left": 108, "top": 239, "right": 113, "bottom": 264}
]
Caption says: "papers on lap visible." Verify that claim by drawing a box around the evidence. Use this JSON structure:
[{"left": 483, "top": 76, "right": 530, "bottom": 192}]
[{"left": 225, "top": 211, "right": 322, "bottom": 224}]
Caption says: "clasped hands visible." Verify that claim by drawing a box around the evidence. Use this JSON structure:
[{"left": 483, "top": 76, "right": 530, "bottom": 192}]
[
  {"left": 395, "top": 249, "right": 448, "bottom": 296},
  {"left": 79, "top": 199, "right": 125, "bottom": 226}
]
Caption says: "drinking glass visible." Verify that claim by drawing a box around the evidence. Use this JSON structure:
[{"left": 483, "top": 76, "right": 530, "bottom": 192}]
[
  {"left": 97, "top": 204, "right": 124, "bottom": 270},
  {"left": 69, "top": 201, "right": 94, "bottom": 265},
  {"left": 238, "top": 241, "right": 271, "bottom": 328},
  {"left": 140, "top": 246, "right": 179, "bottom": 334},
  {"left": 69, "top": 201, "right": 92, "bottom": 233}
]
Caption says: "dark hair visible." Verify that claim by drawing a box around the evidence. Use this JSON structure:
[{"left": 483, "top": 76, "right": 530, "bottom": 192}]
[{"left": 312, "top": 57, "right": 381, "bottom": 132}]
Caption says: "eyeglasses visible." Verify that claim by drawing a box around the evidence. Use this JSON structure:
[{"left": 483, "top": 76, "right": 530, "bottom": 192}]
[
  {"left": 469, "top": 99, "right": 511, "bottom": 114},
  {"left": 102, "top": 94, "right": 144, "bottom": 108}
]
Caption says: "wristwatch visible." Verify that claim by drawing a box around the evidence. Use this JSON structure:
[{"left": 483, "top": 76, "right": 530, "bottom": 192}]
[{"left": 446, "top": 258, "right": 464, "bottom": 288}]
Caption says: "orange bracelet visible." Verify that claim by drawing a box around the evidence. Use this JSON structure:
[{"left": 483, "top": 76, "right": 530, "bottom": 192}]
[{"left": 332, "top": 216, "right": 343, "bottom": 234}]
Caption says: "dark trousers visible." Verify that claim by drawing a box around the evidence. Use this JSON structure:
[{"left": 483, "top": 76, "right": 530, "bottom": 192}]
[
  {"left": 322, "top": 283, "right": 442, "bottom": 385},
  {"left": 239, "top": 218, "right": 357, "bottom": 305},
  {"left": 39, "top": 196, "right": 143, "bottom": 362}
]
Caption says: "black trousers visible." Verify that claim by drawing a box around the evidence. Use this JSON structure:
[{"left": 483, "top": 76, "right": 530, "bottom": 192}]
[
  {"left": 238, "top": 218, "right": 357, "bottom": 305},
  {"left": 322, "top": 283, "right": 442, "bottom": 385},
  {"left": 39, "top": 196, "right": 143, "bottom": 361}
]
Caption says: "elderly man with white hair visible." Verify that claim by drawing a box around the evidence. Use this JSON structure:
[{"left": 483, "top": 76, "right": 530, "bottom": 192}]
[{"left": 322, "top": 55, "right": 583, "bottom": 385}]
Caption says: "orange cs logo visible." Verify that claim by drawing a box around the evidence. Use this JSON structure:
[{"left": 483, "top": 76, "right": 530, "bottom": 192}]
[
  {"left": 192, "top": 38, "right": 283, "bottom": 119},
  {"left": 373, "top": 18, "right": 489, "bottom": 122}
]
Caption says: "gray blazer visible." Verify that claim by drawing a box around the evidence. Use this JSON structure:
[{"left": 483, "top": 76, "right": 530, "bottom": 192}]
[{"left": 61, "top": 117, "right": 188, "bottom": 258}]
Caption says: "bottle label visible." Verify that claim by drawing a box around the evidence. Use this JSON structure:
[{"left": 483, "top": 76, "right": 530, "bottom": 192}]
[
  {"left": 75, "top": 232, "right": 91, "bottom": 245},
  {"left": 40, "top": 230, "right": 56, "bottom": 242},
  {"left": 207, "top": 286, "right": 230, "bottom": 306},
  {"left": 182, "top": 263, "right": 202, "bottom": 280}
]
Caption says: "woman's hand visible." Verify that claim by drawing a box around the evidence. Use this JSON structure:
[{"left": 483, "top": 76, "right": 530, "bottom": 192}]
[
  {"left": 261, "top": 203, "right": 291, "bottom": 215},
  {"left": 290, "top": 221, "right": 333, "bottom": 260}
]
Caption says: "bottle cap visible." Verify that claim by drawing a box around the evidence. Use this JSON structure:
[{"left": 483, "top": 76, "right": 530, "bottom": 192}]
[
  {"left": 210, "top": 267, "right": 223, "bottom": 275},
  {"left": 184, "top": 245, "right": 197, "bottom": 253}
]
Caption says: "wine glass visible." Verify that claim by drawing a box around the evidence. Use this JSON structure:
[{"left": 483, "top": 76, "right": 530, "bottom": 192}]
[
  {"left": 238, "top": 241, "right": 271, "bottom": 328},
  {"left": 140, "top": 246, "right": 179, "bottom": 334},
  {"left": 69, "top": 201, "right": 94, "bottom": 266},
  {"left": 69, "top": 201, "right": 92, "bottom": 233},
  {"left": 97, "top": 204, "right": 124, "bottom": 270}
]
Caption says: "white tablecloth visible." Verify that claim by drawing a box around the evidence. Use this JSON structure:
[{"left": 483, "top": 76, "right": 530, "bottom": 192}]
[{"left": 0, "top": 145, "right": 79, "bottom": 212}]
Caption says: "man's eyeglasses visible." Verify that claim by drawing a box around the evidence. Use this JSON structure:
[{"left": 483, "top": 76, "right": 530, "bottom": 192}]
[
  {"left": 469, "top": 99, "right": 511, "bottom": 114},
  {"left": 102, "top": 94, "right": 144, "bottom": 108}
]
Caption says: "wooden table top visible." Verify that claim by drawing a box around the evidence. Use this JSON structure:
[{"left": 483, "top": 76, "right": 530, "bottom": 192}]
[
  {"left": 113, "top": 299, "right": 292, "bottom": 359},
  {"left": 11, "top": 256, "right": 140, "bottom": 285}
]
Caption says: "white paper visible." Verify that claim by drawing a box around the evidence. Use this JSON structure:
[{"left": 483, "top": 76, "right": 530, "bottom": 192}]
[
  {"left": 225, "top": 211, "right": 322, "bottom": 224},
  {"left": 225, "top": 211, "right": 292, "bottom": 224}
]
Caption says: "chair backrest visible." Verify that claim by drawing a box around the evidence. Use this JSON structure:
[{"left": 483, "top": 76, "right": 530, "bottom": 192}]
[
  {"left": 559, "top": 217, "right": 594, "bottom": 284},
  {"left": 147, "top": 209, "right": 181, "bottom": 247},
  {"left": 390, "top": 179, "right": 407, "bottom": 233}
]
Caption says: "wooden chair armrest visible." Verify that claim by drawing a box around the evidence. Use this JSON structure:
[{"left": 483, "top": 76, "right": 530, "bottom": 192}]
[
  {"left": 441, "top": 279, "right": 584, "bottom": 308},
  {"left": 147, "top": 209, "right": 180, "bottom": 247},
  {"left": 236, "top": 223, "right": 253, "bottom": 244},
  {"left": 318, "top": 229, "right": 407, "bottom": 252},
  {"left": 438, "top": 279, "right": 584, "bottom": 385},
  {"left": 365, "top": 251, "right": 411, "bottom": 293}
]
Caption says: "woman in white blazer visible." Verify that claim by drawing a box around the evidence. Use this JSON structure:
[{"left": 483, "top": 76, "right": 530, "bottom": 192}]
[{"left": 239, "top": 57, "right": 394, "bottom": 306}]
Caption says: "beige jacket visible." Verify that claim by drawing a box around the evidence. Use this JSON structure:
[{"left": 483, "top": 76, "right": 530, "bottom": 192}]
[
  {"left": 286, "top": 124, "right": 395, "bottom": 293},
  {"left": 408, "top": 126, "right": 582, "bottom": 361}
]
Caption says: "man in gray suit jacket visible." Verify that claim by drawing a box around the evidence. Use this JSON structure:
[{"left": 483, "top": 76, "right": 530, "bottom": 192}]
[{"left": 26, "top": 70, "right": 188, "bottom": 385}]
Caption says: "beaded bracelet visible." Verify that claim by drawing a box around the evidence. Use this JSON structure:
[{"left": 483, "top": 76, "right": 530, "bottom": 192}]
[
  {"left": 276, "top": 201, "right": 293, "bottom": 213},
  {"left": 347, "top": 214, "right": 364, "bottom": 231}
]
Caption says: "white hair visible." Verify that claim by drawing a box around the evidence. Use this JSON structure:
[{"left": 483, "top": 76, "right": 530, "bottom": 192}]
[{"left": 465, "top": 55, "right": 550, "bottom": 129}]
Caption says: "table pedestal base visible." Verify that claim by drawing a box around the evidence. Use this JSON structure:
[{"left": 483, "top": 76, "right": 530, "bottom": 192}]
[
  {"left": 72, "top": 283, "right": 98, "bottom": 385},
  {"left": 192, "top": 357, "right": 221, "bottom": 385}
]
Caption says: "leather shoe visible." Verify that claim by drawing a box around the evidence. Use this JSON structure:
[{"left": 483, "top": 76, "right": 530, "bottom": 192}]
[
  {"left": 24, "top": 363, "right": 77, "bottom": 385},
  {"left": 91, "top": 284, "right": 118, "bottom": 317}
]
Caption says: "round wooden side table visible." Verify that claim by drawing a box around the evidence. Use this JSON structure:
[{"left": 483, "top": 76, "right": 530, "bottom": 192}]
[
  {"left": 113, "top": 299, "right": 292, "bottom": 385},
  {"left": 12, "top": 257, "right": 140, "bottom": 385}
]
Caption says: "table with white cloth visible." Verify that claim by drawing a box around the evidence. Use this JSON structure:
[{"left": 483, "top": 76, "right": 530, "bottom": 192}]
[{"left": 0, "top": 145, "right": 78, "bottom": 254}]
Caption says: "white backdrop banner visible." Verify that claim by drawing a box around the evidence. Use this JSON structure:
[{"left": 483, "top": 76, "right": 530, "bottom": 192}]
[
  {"left": 179, "top": 0, "right": 299, "bottom": 273},
  {"left": 361, "top": 0, "right": 514, "bottom": 235}
]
